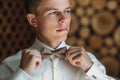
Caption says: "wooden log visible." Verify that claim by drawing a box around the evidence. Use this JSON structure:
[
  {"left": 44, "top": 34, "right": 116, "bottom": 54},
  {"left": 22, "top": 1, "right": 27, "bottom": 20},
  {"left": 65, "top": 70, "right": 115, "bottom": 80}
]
[
  {"left": 79, "top": 27, "right": 90, "bottom": 39},
  {"left": 0, "top": 15, "right": 7, "bottom": 26},
  {"left": 75, "top": 38, "right": 85, "bottom": 46},
  {"left": 69, "top": 14, "right": 79, "bottom": 35},
  {"left": 107, "top": 1, "right": 118, "bottom": 11},
  {"left": 104, "top": 37, "right": 114, "bottom": 47},
  {"left": 115, "top": 7, "right": 120, "bottom": 20},
  {"left": 85, "top": 46, "right": 95, "bottom": 54},
  {"left": 75, "top": 7, "right": 85, "bottom": 17},
  {"left": 114, "top": 26, "right": 120, "bottom": 47},
  {"left": 108, "top": 47, "right": 118, "bottom": 56},
  {"left": 77, "top": 0, "right": 90, "bottom": 7},
  {"left": 91, "top": 0, "right": 106, "bottom": 10},
  {"left": 80, "top": 17, "right": 90, "bottom": 26},
  {"left": 85, "top": 46, "right": 101, "bottom": 58},
  {"left": 70, "top": 0, "right": 76, "bottom": 9},
  {"left": 66, "top": 36, "right": 76, "bottom": 45},
  {"left": 114, "top": 0, "right": 120, "bottom": 3},
  {"left": 86, "top": 7, "right": 95, "bottom": 17},
  {"left": 89, "top": 35, "right": 103, "bottom": 49},
  {"left": 101, "top": 57, "right": 120, "bottom": 77},
  {"left": 92, "top": 11, "right": 116, "bottom": 35},
  {"left": 100, "top": 47, "right": 108, "bottom": 56}
]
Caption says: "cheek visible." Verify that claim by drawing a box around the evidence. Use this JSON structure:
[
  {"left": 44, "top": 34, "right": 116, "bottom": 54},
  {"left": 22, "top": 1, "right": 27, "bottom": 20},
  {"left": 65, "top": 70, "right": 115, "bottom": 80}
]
[
  {"left": 37, "top": 24, "right": 54, "bottom": 36},
  {"left": 68, "top": 16, "right": 71, "bottom": 24},
  {"left": 36, "top": 27, "right": 50, "bottom": 39},
  {"left": 43, "top": 17, "right": 58, "bottom": 26}
]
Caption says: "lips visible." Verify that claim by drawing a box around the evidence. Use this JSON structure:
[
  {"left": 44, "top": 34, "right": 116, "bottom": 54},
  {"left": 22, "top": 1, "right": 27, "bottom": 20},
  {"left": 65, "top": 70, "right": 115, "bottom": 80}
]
[{"left": 56, "top": 28, "right": 68, "bottom": 32}]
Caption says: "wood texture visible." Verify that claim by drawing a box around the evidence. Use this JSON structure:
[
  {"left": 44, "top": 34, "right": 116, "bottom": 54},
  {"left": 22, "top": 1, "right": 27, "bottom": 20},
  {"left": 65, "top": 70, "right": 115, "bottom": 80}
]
[
  {"left": 77, "top": 0, "right": 90, "bottom": 7},
  {"left": 101, "top": 57, "right": 120, "bottom": 77},
  {"left": 109, "top": 47, "right": 118, "bottom": 56},
  {"left": 75, "top": 7, "right": 85, "bottom": 17},
  {"left": 91, "top": 0, "right": 106, "bottom": 10},
  {"left": 104, "top": 37, "right": 114, "bottom": 47},
  {"left": 114, "top": 26, "right": 120, "bottom": 47},
  {"left": 92, "top": 11, "right": 116, "bottom": 35},
  {"left": 69, "top": 14, "right": 79, "bottom": 35},
  {"left": 89, "top": 35, "right": 103, "bottom": 48},
  {"left": 79, "top": 27, "right": 90, "bottom": 39},
  {"left": 80, "top": 17, "right": 90, "bottom": 26},
  {"left": 70, "top": 0, "right": 76, "bottom": 9},
  {"left": 86, "top": 7, "right": 95, "bottom": 16},
  {"left": 107, "top": 1, "right": 118, "bottom": 10},
  {"left": 116, "top": 7, "right": 120, "bottom": 20}
]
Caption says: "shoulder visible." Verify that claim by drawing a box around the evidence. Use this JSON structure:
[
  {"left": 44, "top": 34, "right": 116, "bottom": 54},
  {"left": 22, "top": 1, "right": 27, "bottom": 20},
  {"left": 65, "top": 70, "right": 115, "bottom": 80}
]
[
  {"left": 3, "top": 50, "right": 22, "bottom": 63},
  {"left": 0, "top": 50, "right": 23, "bottom": 79},
  {"left": 1, "top": 50, "right": 23, "bottom": 72}
]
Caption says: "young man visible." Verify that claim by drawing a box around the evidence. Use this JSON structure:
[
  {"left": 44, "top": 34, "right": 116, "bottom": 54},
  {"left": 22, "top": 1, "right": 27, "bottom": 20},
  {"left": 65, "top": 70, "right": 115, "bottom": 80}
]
[{"left": 0, "top": 0, "right": 115, "bottom": 80}]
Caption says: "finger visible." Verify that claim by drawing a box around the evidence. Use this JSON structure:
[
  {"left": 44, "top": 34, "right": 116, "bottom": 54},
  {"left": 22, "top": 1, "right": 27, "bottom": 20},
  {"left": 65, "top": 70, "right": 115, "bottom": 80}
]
[
  {"left": 80, "top": 47, "right": 86, "bottom": 54},
  {"left": 26, "top": 49, "right": 42, "bottom": 58},
  {"left": 21, "top": 49, "right": 30, "bottom": 63},
  {"left": 66, "top": 46, "right": 82, "bottom": 57},
  {"left": 69, "top": 46, "right": 83, "bottom": 50},
  {"left": 66, "top": 49, "right": 81, "bottom": 61},
  {"left": 81, "top": 46, "right": 85, "bottom": 51},
  {"left": 65, "top": 47, "right": 76, "bottom": 60},
  {"left": 22, "top": 49, "right": 33, "bottom": 59},
  {"left": 71, "top": 55, "right": 82, "bottom": 66},
  {"left": 35, "top": 58, "right": 42, "bottom": 68},
  {"left": 69, "top": 51, "right": 82, "bottom": 64},
  {"left": 27, "top": 53, "right": 42, "bottom": 67},
  {"left": 22, "top": 49, "right": 28, "bottom": 59}
]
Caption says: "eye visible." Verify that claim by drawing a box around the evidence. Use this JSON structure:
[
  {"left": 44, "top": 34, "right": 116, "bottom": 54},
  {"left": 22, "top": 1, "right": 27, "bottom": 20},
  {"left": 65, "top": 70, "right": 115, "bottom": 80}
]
[
  {"left": 49, "top": 11, "right": 58, "bottom": 15},
  {"left": 65, "top": 9, "right": 71, "bottom": 14}
]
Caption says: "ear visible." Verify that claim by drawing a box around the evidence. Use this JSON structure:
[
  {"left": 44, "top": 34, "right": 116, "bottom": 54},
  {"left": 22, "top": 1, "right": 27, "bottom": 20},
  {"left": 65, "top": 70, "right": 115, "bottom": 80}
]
[{"left": 27, "top": 14, "right": 38, "bottom": 27}]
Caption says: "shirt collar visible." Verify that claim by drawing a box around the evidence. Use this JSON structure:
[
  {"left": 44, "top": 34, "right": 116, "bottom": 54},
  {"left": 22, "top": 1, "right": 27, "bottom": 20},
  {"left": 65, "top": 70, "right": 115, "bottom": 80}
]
[{"left": 30, "top": 38, "right": 70, "bottom": 51}]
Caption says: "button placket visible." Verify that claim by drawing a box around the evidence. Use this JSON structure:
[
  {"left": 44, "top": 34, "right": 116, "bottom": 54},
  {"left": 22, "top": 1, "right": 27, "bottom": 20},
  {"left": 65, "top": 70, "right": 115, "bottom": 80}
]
[{"left": 51, "top": 56, "right": 61, "bottom": 80}]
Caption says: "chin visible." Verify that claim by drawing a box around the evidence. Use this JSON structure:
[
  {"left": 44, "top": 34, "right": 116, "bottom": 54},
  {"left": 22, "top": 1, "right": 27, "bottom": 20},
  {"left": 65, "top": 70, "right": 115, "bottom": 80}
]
[
  {"left": 59, "top": 35, "right": 68, "bottom": 41},
  {"left": 55, "top": 32, "right": 68, "bottom": 41}
]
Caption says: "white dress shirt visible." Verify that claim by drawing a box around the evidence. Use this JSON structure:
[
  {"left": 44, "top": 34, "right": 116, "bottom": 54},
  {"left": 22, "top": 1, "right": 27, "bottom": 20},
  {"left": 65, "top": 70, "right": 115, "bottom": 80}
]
[{"left": 0, "top": 39, "right": 115, "bottom": 80}]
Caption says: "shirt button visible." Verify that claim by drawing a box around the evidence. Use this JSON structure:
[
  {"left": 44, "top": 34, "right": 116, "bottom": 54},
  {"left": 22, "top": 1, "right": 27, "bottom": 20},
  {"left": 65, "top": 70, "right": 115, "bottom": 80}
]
[{"left": 92, "top": 75, "right": 97, "bottom": 79}]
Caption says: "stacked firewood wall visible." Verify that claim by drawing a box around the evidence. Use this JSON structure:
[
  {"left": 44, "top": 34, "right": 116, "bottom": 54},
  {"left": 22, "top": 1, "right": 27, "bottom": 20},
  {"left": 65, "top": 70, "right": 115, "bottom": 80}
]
[
  {"left": 66, "top": 0, "right": 120, "bottom": 78},
  {"left": 0, "top": 0, "right": 35, "bottom": 63},
  {"left": 0, "top": 0, "right": 119, "bottom": 78}
]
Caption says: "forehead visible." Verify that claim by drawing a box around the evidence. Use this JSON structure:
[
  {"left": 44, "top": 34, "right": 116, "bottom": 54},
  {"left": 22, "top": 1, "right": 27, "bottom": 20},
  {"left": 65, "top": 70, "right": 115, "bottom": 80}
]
[{"left": 38, "top": 0, "right": 70, "bottom": 10}]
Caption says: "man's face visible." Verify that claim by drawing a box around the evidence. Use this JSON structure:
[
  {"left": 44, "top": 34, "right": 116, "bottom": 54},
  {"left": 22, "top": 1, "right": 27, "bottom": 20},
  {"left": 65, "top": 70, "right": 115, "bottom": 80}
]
[{"left": 34, "top": 0, "right": 71, "bottom": 43}]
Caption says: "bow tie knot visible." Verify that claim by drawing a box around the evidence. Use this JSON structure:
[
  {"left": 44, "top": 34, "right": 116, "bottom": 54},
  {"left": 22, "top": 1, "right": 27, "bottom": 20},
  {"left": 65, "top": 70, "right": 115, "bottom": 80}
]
[{"left": 40, "top": 47, "right": 67, "bottom": 59}]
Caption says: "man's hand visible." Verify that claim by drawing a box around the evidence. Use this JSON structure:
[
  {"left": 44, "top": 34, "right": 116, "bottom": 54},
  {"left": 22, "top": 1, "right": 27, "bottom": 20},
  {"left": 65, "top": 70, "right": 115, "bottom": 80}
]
[
  {"left": 66, "top": 46, "right": 92, "bottom": 72},
  {"left": 20, "top": 49, "right": 42, "bottom": 75}
]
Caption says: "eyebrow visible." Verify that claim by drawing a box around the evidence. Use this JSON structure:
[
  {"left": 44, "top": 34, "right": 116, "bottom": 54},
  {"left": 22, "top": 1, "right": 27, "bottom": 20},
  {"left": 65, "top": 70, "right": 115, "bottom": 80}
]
[{"left": 43, "top": 7, "right": 71, "bottom": 13}]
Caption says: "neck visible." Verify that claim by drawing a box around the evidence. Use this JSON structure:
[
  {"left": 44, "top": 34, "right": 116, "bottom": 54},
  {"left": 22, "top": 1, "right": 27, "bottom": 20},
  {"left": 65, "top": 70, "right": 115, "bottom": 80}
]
[{"left": 37, "top": 36, "right": 62, "bottom": 49}]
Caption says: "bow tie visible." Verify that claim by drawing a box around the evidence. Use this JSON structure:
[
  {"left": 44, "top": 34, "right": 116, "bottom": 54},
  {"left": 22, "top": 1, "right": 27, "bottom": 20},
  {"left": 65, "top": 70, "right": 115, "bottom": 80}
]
[{"left": 40, "top": 47, "right": 67, "bottom": 59}]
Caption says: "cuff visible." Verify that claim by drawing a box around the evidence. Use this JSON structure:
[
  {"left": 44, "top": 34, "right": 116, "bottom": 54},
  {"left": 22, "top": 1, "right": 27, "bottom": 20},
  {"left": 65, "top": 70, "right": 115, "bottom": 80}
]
[
  {"left": 86, "top": 63, "right": 107, "bottom": 80},
  {"left": 10, "top": 68, "right": 33, "bottom": 80}
]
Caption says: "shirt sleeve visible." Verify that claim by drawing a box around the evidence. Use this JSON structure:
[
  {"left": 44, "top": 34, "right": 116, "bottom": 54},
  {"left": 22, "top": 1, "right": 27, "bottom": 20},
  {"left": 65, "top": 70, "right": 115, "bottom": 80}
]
[
  {"left": 0, "top": 51, "right": 33, "bottom": 80},
  {"left": 0, "top": 63, "right": 33, "bottom": 80},
  {"left": 86, "top": 52, "right": 115, "bottom": 80},
  {"left": 9, "top": 68, "right": 33, "bottom": 80}
]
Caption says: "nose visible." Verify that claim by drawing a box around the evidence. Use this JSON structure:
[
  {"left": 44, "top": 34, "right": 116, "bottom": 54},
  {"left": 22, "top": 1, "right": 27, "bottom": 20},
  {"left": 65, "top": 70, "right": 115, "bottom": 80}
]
[{"left": 58, "top": 13, "right": 67, "bottom": 24}]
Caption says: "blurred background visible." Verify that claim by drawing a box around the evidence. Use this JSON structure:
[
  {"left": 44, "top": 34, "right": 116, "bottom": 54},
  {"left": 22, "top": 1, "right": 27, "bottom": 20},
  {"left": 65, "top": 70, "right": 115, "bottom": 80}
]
[{"left": 0, "top": 0, "right": 120, "bottom": 79}]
